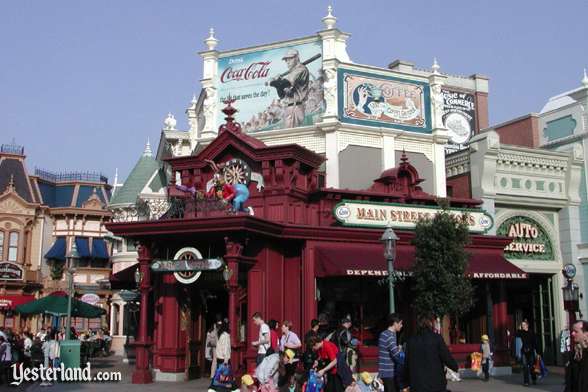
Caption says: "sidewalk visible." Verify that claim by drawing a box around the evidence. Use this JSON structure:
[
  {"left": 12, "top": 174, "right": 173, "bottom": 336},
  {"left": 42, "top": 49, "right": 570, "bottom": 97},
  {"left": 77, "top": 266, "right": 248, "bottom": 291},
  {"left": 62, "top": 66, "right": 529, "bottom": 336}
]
[{"left": 19, "top": 356, "right": 566, "bottom": 392}]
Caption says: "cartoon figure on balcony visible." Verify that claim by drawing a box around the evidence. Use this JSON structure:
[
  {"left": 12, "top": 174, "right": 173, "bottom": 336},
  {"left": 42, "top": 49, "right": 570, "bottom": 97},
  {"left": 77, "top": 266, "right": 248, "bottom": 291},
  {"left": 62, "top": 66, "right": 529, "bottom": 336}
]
[{"left": 206, "top": 159, "right": 253, "bottom": 215}]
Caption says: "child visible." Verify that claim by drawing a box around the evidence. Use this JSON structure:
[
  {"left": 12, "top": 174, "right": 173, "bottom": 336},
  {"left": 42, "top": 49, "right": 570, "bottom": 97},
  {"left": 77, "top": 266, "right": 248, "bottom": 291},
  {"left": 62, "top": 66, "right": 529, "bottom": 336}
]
[
  {"left": 481, "top": 334, "right": 492, "bottom": 382},
  {"left": 240, "top": 374, "right": 258, "bottom": 392}
]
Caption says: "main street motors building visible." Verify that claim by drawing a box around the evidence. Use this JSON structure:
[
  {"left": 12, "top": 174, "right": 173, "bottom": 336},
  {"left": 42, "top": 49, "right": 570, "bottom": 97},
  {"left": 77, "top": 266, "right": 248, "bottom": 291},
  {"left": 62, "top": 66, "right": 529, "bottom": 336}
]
[{"left": 107, "top": 8, "right": 585, "bottom": 382}]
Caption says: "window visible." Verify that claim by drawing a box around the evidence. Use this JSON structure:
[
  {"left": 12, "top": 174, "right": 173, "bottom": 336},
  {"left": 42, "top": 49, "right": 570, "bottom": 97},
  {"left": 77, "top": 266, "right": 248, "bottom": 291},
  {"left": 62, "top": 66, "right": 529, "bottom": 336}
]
[
  {"left": 0, "top": 231, "right": 4, "bottom": 260},
  {"left": 8, "top": 232, "right": 19, "bottom": 262},
  {"left": 126, "top": 240, "right": 136, "bottom": 252}
]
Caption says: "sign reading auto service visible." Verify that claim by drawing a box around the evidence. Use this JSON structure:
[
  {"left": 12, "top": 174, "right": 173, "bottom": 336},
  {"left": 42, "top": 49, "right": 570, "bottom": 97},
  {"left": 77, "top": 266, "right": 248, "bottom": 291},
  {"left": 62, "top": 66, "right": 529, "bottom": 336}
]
[
  {"left": 334, "top": 201, "right": 493, "bottom": 233},
  {"left": 216, "top": 40, "right": 324, "bottom": 132},
  {"left": 497, "top": 216, "right": 554, "bottom": 260}
]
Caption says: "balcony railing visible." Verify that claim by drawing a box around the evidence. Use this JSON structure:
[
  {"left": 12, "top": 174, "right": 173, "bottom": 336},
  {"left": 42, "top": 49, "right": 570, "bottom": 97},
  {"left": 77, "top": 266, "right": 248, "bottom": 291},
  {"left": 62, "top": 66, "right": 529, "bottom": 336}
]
[
  {"left": 1, "top": 143, "right": 24, "bottom": 155},
  {"left": 35, "top": 168, "right": 108, "bottom": 184}
]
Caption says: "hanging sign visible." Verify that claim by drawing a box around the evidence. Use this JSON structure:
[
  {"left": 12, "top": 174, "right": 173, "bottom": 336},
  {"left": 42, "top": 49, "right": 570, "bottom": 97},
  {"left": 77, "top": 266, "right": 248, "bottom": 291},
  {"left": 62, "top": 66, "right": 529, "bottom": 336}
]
[
  {"left": 80, "top": 293, "right": 100, "bottom": 305},
  {"left": 334, "top": 200, "right": 493, "bottom": 233},
  {"left": 151, "top": 258, "right": 223, "bottom": 273},
  {"left": 0, "top": 262, "right": 24, "bottom": 281},
  {"left": 497, "top": 216, "right": 554, "bottom": 260}
]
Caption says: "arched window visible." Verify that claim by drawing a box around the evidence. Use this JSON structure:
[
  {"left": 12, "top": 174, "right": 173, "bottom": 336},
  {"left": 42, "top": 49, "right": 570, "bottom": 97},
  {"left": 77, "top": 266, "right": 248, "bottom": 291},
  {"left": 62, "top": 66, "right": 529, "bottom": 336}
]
[
  {"left": 0, "top": 231, "right": 4, "bottom": 260},
  {"left": 8, "top": 232, "right": 19, "bottom": 262}
]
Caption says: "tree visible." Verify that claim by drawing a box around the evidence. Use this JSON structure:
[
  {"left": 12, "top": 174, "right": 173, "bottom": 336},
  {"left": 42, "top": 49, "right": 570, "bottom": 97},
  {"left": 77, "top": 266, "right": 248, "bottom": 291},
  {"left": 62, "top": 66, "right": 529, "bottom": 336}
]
[{"left": 411, "top": 207, "right": 475, "bottom": 321}]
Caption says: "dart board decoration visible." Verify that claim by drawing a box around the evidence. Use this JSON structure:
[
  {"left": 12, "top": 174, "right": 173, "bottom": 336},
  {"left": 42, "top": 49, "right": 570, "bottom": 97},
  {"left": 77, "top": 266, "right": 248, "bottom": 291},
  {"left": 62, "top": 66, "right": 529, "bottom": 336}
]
[
  {"left": 173, "top": 247, "right": 203, "bottom": 284},
  {"left": 223, "top": 158, "right": 251, "bottom": 185}
]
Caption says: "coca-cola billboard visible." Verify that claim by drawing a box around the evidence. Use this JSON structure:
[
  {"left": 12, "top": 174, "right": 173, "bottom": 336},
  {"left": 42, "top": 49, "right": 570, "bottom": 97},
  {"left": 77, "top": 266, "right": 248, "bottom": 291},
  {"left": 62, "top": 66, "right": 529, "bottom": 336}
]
[{"left": 216, "top": 40, "right": 324, "bottom": 132}]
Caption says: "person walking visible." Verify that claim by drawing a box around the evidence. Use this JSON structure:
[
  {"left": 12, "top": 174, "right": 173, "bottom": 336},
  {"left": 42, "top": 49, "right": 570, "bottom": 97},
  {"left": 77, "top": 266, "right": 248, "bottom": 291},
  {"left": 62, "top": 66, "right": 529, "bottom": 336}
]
[
  {"left": 309, "top": 336, "right": 344, "bottom": 392},
  {"left": 252, "top": 312, "right": 271, "bottom": 365},
  {"left": 565, "top": 320, "right": 588, "bottom": 392},
  {"left": 516, "top": 320, "right": 537, "bottom": 386},
  {"left": 404, "top": 316, "right": 458, "bottom": 392},
  {"left": 481, "top": 334, "right": 492, "bottom": 382},
  {"left": 205, "top": 323, "right": 218, "bottom": 378},
  {"left": 268, "top": 320, "right": 280, "bottom": 355},
  {"left": 280, "top": 321, "right": 302, "bottom": 353},
  {"left": 215, "top": 321, "right": 231, "bottom": 366},
  {"left": 378, "top": 314, "right": 403, "bottom": 392}
]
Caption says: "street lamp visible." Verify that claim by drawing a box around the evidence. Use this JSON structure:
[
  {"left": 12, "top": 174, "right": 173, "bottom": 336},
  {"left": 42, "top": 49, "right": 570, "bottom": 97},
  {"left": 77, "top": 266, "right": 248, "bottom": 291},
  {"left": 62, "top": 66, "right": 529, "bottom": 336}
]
[
  {"left": 65, "top": 240, "right": 80, "bottom": 340},
  {"left": 381, "top": 223, "right": 399, "bottom": 313},
  {"left": 562, "top": 264, "right": 579, "bottom": 329}
]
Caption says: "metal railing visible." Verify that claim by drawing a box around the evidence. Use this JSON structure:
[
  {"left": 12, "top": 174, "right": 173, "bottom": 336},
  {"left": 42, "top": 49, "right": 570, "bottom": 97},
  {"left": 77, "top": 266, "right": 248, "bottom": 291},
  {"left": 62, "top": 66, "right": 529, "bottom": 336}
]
[
  {"left": 1, "top": 143, "right": 24, "bottom": 155},
  {"left": 35, "top": 168, "right": 108, "bottom": 184}
]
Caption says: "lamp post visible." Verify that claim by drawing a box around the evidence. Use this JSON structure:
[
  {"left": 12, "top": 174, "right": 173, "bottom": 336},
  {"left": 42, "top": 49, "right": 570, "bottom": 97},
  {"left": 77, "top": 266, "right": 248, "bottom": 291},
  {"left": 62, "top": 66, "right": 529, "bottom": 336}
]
[
  {"left": 65, "top": 240, "right": 80, "bottom": 340},
  {"left": 562, "top": 264, "right": 579, "bottom": 329},
  {"left": 381, "top": 223, "right": 399, "bottom": 314}
]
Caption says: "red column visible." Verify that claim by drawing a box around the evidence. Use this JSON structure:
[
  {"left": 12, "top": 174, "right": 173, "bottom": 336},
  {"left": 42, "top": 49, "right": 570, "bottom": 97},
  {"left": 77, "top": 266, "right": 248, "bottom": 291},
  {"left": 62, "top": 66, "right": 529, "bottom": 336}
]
[
  {"left": 133, "top": 244, "right": 153, "bottom": 384},
  {"left": 224, "top": 237, "right": 245, "bottom": 373}
]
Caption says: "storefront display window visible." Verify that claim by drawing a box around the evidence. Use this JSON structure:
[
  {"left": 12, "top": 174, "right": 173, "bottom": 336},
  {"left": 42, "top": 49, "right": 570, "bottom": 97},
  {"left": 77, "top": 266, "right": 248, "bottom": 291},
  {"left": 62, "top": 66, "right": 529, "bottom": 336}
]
[{"left": 317, "top": 277, "right": 389, "bottom": 346}]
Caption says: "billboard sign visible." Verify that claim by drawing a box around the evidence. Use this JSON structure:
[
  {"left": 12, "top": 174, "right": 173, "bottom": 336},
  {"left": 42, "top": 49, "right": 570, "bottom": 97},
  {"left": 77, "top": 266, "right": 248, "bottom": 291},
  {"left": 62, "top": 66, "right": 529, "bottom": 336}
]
[
  {"left": 442, "top": 89, "right": 476, "bottom": 144},
  {"left": 338, "top": 68, "right": 432, "bottom": 133},
  {"left": 216, "top": 40, "right": 324, "bottom": 132}
]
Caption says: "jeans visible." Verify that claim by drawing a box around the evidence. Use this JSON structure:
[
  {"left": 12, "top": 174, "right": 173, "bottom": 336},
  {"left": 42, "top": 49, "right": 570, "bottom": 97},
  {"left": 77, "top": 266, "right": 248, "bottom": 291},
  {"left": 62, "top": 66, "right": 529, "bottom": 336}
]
[
  {"left": 482, "top": 358, "right": 490, "bottom": 380},
  {"left": 521, "top": 351, "right": 537, "bottom": 384}
]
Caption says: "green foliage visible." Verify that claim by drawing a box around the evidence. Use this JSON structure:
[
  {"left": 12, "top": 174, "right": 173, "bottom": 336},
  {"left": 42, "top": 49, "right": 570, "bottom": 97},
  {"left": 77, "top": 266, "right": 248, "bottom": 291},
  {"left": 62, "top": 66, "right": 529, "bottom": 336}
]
[{"left": 411, "top": 208, "right": 475, "bottom": 319}]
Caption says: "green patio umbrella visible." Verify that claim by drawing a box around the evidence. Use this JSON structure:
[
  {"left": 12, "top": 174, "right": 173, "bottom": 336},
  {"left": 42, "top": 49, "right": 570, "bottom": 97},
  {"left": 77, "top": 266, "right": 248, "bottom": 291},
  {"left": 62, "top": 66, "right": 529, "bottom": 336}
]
[{"left": 15, "top": 292, "right": 106, "bottom": 318}]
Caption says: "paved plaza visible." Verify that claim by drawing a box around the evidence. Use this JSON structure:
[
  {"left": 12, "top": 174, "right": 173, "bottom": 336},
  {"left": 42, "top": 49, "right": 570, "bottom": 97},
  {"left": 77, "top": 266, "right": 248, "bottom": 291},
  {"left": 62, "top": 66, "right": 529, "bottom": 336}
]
[{"left": 5, "top": 356, "right": 567, "bottom": 392}]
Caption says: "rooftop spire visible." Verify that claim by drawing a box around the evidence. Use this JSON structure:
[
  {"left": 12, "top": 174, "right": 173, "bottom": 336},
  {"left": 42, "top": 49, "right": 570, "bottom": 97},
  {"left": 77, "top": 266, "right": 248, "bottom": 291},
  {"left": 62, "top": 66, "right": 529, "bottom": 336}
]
[
  {"left": 322, "top": 5, "right": 337, "bottom": 29},
  {"left": 582, "top": 68, "right": 588, "bottom": 88},
  {"left": 204, "top": 27, "right": 218, "bottom": 51},
  {"left": 143, "top": 138, "right": 152, "bottom": 157},
  {"left": 431, "top": 57, "right": 440, "bottom": 74}
]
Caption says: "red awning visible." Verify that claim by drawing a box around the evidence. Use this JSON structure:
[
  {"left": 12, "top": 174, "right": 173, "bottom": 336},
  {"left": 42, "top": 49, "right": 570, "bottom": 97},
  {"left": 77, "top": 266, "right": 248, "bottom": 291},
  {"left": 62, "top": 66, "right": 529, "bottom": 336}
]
[
  {"left": 0, "top": 294, "right": 35, "bottom": 310},
  {"left": 315, "top": 244, "right": 527, "bottom": 279}
]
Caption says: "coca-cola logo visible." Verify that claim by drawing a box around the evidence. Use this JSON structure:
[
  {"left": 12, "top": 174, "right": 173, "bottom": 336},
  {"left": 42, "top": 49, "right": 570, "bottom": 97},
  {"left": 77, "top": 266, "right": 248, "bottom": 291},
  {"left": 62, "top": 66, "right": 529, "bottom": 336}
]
[{"left": 220, "top": 61, "right": 271, "bottom": 83}]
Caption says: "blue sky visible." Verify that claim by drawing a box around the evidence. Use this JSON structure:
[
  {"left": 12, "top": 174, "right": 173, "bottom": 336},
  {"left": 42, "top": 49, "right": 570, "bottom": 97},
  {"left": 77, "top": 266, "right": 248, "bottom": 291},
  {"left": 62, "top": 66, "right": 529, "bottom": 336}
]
[{"left": 1, "top": 1, "right": 586, "bottom": 182}]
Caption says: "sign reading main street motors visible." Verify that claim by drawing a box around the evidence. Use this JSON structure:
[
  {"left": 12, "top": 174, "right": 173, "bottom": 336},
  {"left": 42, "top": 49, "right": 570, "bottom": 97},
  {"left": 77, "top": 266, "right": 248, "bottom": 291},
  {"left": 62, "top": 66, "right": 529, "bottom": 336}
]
[
  {"left": 334, "top": 200, "right": 493, "bottom": 233},
  {"left": 151, "top": 257, "right": 224, "bottom": 273},
  {"left": 497, "top": 216, "right": 554, "bottom": 260}
]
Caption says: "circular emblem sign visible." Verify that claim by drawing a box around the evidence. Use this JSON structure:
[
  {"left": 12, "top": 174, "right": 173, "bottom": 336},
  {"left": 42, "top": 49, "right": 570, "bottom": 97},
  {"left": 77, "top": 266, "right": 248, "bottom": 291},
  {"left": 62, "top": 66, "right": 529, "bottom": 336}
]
[
  {"left": 563, "top": 263, "right": 577, "bottom": 279},
  {"left": 80, "top": 293, "right": 100, "bottom": 306},
  {"left": 173, "top": 247, "right": 203, "bottom": 284},
  {"left": 335, "top": 205, "right": 351, "bottom": 220},
  {"left": 445, "top": 112, "right": 472, "bottom": 145}
]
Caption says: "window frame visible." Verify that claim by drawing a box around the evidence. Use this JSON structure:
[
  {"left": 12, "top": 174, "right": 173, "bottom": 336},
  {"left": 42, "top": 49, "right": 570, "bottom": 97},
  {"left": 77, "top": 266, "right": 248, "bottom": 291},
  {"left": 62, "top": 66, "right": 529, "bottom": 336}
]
[{"left": 7, "top": 231, "right": 19, "bottom": 262}]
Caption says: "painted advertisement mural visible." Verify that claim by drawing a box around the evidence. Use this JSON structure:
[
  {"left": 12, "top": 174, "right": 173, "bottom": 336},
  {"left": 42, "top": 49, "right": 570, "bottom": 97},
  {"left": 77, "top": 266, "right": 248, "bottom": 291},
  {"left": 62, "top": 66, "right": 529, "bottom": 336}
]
[
  {"left": 216, "top": 40, "right": 324, "bottom": 132},
  {"left": 338, "top": 68, "right": 432, "bottom": 132},
  {"left": 442, "top": 89, "right": 476, "bottom": 144}
]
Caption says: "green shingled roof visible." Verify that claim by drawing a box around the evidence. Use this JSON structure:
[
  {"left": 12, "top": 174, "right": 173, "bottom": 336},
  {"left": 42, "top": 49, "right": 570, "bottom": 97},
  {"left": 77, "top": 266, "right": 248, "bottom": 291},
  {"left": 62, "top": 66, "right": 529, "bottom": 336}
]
[{"left": 110, "top": 155, "right": 161, "bottom": 205}]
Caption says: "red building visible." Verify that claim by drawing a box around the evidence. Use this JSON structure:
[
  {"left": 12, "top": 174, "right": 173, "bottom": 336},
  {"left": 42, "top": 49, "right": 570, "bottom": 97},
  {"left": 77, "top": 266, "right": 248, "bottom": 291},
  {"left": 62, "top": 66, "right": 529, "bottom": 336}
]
[{"left": 107, "top": 103, "right": 526, "bottom": 383}]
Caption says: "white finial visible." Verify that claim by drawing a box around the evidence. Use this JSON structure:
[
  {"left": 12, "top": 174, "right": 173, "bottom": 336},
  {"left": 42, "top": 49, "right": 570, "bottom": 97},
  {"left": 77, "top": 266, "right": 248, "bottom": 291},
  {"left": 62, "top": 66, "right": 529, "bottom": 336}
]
[
  {"left": 191, "top": 93, "right": 197, "bottom": 104},
  {"left": 143, "top": 138, "right": 152, "bottom": 157},
  {"left": 432, "top": 57, "right": 440, "bottom": 74},
  {"left": 322, "top": 5, "right": 337, "bottom": 29},
  {"left": 205, "top": 27, "right": 218, "bottom": 51},
  {"left": 113, "top": 168, "right": 119, "bottom": 186},
  {"left": 582, "top": 68, "right": 588, "bottom": 88},
  {"left": 163, "top": 112, "right": 177, "bottom": 131}
]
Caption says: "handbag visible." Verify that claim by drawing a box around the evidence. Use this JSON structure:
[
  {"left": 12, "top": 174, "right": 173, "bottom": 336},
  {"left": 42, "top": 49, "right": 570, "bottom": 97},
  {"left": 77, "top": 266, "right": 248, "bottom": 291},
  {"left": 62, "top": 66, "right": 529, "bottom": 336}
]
[{"left": 533, "top": 355, "right": 542, "bottom": 374}]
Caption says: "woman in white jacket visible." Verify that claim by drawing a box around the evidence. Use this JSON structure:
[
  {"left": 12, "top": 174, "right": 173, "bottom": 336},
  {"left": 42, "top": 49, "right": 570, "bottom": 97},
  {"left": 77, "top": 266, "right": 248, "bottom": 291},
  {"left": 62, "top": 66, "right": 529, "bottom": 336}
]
[{"left": 215, "top": 321, "right": 231, "bottom": 365}]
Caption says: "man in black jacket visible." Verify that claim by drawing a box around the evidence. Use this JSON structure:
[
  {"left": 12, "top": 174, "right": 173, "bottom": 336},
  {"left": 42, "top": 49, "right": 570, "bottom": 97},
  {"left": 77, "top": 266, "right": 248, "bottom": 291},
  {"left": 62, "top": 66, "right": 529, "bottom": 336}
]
[
  {"left": 404, "top": 317, "right": 458, "bottom": 392},
  {"left": 565, "top": 320, "right": 588, "bottom": 392},
  {"left": 516, "top": 320, "right": 537, "bottom": 386}
]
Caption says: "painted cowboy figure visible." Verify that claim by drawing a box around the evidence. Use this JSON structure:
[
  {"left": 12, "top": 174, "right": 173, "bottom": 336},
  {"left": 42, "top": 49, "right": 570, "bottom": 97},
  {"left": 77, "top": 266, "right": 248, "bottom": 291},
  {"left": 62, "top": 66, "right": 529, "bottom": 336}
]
[{"left": 269, "top": 49, "right": 310, "bottom": 128}]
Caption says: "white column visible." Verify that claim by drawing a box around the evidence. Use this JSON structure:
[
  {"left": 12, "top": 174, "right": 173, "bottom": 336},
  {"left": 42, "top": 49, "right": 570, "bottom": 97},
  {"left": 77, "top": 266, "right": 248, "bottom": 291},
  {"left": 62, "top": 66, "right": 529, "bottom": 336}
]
[
  {"left": 109, "top": 304, "right": 115, "bottom": 334},
  {"left": 433, "top": 142, "right": 447, "bottom": 197},
  {"left": 118, "top": 302, "right": 125, "bottom": 336},
  {"left": 382, "top": 134, "right": 396, "bottom": 170},
  {"left": 325, "top": 131, "right": 339, "bottom": 188}
]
